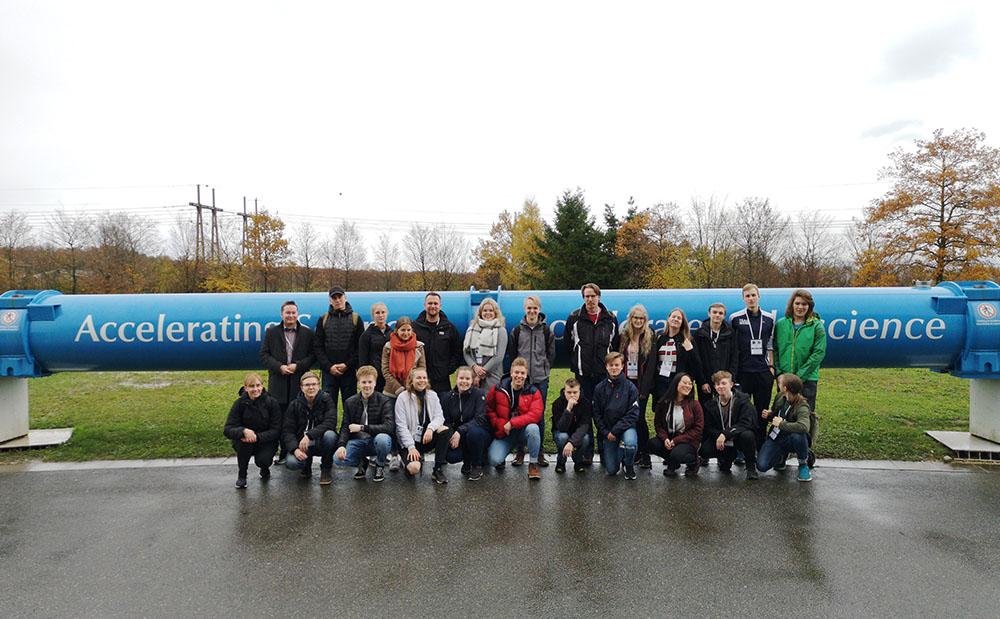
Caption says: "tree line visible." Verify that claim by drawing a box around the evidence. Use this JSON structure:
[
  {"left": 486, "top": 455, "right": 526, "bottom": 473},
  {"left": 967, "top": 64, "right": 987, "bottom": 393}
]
[{"left": 1, "top": 128, "right": 997, "bottom": 295}]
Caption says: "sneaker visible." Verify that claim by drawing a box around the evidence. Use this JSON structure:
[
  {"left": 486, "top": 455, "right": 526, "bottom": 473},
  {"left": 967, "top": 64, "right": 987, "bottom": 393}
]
[
  {"left": 432, "top": 467, "right": 448, "bottom": 485},
  {"left": 637, "top": 455, "right": 652, "bottom": 469},
  {"left": 235, "top": 476, "right": 247, "bottom": 489},
  {"left": 746, "top": 465, "right": 759, "bottom": 480},
  {"left": 528, "top": 463, "right": 541, "bottom": 480},
  {"left": 699, "top": 457, "right": 710, "bottom": 467},
  {"left": 807, "top": 450, "right": 817, "bottom": 469},
  {"left": 573, "top": 462, "right": 587, "bottom": 473},
  {"left": 685, "top": 461, "right": 700, "bottom": 477},
  {"left": 299, "top": 466, "right": 312, "bottom": 479},
  {"left": 512, "top": 451, "right": 525, "bottom": 467},
  {"left": 718, "top": 465, "right": 732, "bottom": 474},
  {"left": 319, "top": 468, "right": 332, "bottom": 485},
  {"left": 773, "top": 461, "right": 787, "bottom": 471},
  {"left": 354, "top": 459, "right": 369, "bottom": 480},
  {"left": 537, "top": 452, "right": 549, "bottom": 467},
  {"left": 664, "top": 466, "right": 678, "bottom": 478},
  {"left": 468, "top": 466, "right": 483, "bottom": 481},
  {"left": 461, "top": 463, "right": 471, "bottom": 476},
  {"left": 555, "top": 456, "right": 567, "bottom": 474},
  {"left": 797, "top": 463, "right": 812, "bottom": 482},
  {"left": 734, "top": 451, "right": 746, "bottom": 466},
  {"left": 624, "top": 464, "right": 637, "bottom": 480},
  {"left": 494, "top": 463, "right": 506, "bottom": 472},
  {"left": 274, "top": 455, "right": 284, "bottom": 466},
  {"left": 373, "top": 466, "right": 385, "bottom": 482},
  {"left": 259, "top": 467, "right": 271, "bottom": 481},
  {"left": 389, "top": 454, "right": 401, "bottom": 472}
]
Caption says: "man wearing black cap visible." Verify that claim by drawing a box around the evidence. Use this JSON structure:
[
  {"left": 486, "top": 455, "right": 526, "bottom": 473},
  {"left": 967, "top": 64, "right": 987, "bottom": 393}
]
[{"left": 314, "top": 286, "right": 364, "bottom": 411}]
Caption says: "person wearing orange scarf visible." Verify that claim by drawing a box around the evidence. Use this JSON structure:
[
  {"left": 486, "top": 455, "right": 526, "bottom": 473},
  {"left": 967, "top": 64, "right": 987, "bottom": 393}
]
[{"left": 381, "top": 317, "right": 426, "bottom": 397}]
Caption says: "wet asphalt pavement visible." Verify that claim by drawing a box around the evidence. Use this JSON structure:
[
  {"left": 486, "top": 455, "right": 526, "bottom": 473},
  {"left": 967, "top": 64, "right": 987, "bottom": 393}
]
[{"left": 1, "top": 461, "right": 998, "bottom": 618}]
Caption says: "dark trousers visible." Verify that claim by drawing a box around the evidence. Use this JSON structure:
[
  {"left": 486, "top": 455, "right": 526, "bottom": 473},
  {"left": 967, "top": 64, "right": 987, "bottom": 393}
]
[
  {"left": 430, "top": 376, "right": 452, "bottom": 397},
  {"left": 758, "top": 431, "right": 811, "bottom": 472},
  {"left": 323, "top": 373, "right": 357, "bottom": 410},
  {"left": 647, "top": 438, "right": 697, "bottom": 470},
  {"left": 635, "top": 394, "right": 651, "bottom": 462},
  {"left": 444, "top": 425, "right": 491, "bottom": 466},
  {"left": 698, "top": 430, "right": 757, "bottom": 469},
  {"left": 232, "top": 440, "right": 278, "bottom": 476},
  {"left": 802, "top": 380, "right": 818, "bottom": 412},
  {"left": 736, "top": 370, "right": 773, "bottom": 450},
  {"left": 275, "top": 402, "right": 288, "bottom": 459},
  {"left": 413, "top": 431, "right": 450, "bottom": 471},
  {"left": 577, "top": 374, "right": 601, "bottom": 461}
]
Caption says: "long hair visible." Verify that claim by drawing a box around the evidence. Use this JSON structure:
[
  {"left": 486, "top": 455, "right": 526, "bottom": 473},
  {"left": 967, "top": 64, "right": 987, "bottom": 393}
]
[
  {"left": 662, "top": 372, "right": 695, "bottom": 404},
  {"left": 620, "top": 304, "right": 653, "bottom": 356},
  {"left": 780, "top": 373, "right": 807, "bottom": 410},
  {"left": 405, "top": 367, "right": 428, "bottom": 414},
  {"left": 665, "top": 307, "right": 691, "bottom": 342},
  {"left": 785, "top": 289, "right": 817, "bottom": 320},
  {"left": 476, "top": 298, "right": 505, "bottom": 325}
]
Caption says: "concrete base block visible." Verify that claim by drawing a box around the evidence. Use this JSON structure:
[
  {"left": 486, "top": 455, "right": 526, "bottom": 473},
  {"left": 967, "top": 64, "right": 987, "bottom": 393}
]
[
  {"left": 969, "top": 379, "right": 1000, "bottom": 444},
  {"left": 0, "top": 377, "right": 29, "bottom": 443}
]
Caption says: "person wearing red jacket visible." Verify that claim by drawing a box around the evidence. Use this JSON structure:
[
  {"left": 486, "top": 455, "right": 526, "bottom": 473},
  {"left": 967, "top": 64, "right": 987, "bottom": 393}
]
[
  {"left": 648, "top": 372, "right": 704, "bottom": 477},
  {"left": 486, "top": 357, "right": 544, "bottom": 480}
]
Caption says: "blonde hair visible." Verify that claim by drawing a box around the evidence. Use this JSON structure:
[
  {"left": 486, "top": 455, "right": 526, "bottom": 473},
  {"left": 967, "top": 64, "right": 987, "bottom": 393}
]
[
  {"left": 243, "top": 373, "right": 264, "bottom": 387},
  {"left": 356, "top": 365, "right": 378, "bottom": 381},
  {"left": 620, "top": 304, "right": 653, "bottom": 356},
  {"left": 476, "top": 298, "right": 504, "bottom": 324},
  {"left": 524, "top": 295, "right": 541, "bottom": 308},
  {"left": 370, "top": 302, "right": 388, "bottom": 319}
]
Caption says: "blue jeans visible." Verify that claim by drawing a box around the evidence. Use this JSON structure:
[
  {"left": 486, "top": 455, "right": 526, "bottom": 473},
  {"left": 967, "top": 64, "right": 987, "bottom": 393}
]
[
  {"left": 488, "top": 424, "right": 541, "bottom": 466},
  {"left": 757, "top": 431, "right": 810, "bottom": 472},
  {"left": 601, "top": 427, "right": 638, "bottom": 474},
  {"left": 284, "top": 430, "right": 337, "bottom": 471},
  {"left": 335, "top": 433, "right": 392, "bottom": 468},
  {"left": 445, "top": 425, "right": 492, "bottom": 466},
  {"left": 553, "top": 431, "right": 592, "bottom": 464}
]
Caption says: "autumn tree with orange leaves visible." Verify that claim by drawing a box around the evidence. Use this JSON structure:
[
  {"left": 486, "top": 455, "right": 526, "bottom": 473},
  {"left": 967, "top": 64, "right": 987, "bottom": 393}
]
[{"left": 857, "top": 128, "right": 1000, "bottom": 284}]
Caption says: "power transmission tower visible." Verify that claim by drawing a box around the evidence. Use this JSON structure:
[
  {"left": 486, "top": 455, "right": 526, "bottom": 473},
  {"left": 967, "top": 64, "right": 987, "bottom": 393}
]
[
  {"left": 238, "top": 196, "right": 253, "bottom": 262},
  {"left": 189, "top": 185, "right": 206, "bottom": 263},
  {"left": 208, "top": 187, "right": 222, "bottom": 261}
]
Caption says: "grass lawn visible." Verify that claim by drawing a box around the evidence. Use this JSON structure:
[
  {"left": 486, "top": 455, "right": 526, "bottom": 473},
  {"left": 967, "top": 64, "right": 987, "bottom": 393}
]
[{"left": 0, "top": 367, "right": 969, "bottom": 463}]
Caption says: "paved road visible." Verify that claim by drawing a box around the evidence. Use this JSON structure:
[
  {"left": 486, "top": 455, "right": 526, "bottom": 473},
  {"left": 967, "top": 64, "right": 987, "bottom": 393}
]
[{"left": 1, "top": 461, "right": 998, "bottom": 617}]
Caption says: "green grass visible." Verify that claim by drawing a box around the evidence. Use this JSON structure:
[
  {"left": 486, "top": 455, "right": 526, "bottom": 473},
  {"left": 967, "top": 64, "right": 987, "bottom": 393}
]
[{"left": 0, "top": 368, "right": 970, "bottom": 463}]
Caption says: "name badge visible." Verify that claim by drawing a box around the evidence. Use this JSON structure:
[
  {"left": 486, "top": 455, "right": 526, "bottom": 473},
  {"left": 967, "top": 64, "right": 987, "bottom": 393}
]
[
  {"left": 750, "top": 339, "right": 763, "bottom": 356},
  {"left": 724, "top": 439, "right": 734, "bottom": 447},
  {"left": 627, "top": 360, "right": 639, "bottom": 378},
  {"left": 768, "top": 426, "right": 780, "bottom": 440}
]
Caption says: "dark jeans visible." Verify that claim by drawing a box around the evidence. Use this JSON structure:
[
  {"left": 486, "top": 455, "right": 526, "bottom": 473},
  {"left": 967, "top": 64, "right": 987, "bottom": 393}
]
[
  {"left": 802, "top": 380, "right": 818, "bottom": 412},
  {"left": 698, "top": 430, "right": 757, "bottom": 469},
  {"left": 576, "top": 374, "right": 601, "bottom": 461},
  {"left": 412, "top": 430, "right": 451, "bottom": 470},
  {"left": 284, "top": 430, "right": 337, "bottom": 471},
  {"left": 647, "top": 437, "right": 697, "bottom": 470},
  {"left": 323, "top": 373, "right": 357, "bottom": 410},
  {"left": 736, "top": 370, "right": 774, "bottom": 450},
  {"left": 430, "top": 375, "right": 452, "bottom": 397},
  {"left": 232, "top": 440, "right": 278, "bottom": 476},
  {"left": 758, "top": 431, "right": 810, "bottom": 472},
  {"left": 274, "top": 403, "right": 289, "bottom": 459},
  {"left": 444, "top": 425, "right": 492, "bottom": 466},
  {"left": 632, "top": 391, "right": 651, "bottom": 461},
  {"left": 602, "top": 427, "right": 638, "bottom": 474}
]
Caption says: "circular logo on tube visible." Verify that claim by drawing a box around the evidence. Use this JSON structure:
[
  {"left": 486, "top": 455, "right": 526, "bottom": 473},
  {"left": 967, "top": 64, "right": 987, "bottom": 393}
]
[
  {"left": 1, "top": 311, "right": 16, "bottom": 325},
  {"left": 978, "top": 303, "right": 997, "bottom": 320}
]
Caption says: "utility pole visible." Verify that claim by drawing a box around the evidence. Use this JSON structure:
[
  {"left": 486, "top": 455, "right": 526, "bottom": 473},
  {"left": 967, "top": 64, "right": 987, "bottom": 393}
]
[
  {"left": 238, "top": 196, "right": 253, "bottom": 262},
  {"left": 189, "top": 185, "right": 206, "bottom": 264},
  {"left": 208, "top": 187, "right": 222, "bottom": 261}
]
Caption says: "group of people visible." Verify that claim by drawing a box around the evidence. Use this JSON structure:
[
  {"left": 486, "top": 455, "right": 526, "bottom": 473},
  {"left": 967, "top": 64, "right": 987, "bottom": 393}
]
[{"left": 224, "top": 283, "right": 825, "bottom": 489}]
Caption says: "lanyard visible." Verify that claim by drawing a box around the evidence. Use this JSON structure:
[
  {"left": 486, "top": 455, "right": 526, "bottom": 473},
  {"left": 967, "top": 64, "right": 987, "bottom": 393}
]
[
  {"left": 719, "top": 398, "right": 732, "bottom": 429},
  {"left": 747, "top": 310, "right": 762, "bottom": 342}
]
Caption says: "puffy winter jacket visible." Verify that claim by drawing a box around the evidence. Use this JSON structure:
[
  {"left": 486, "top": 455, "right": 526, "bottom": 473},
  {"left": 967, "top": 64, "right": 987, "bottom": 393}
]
[
  {"left": 223, "top": 387, "right": 282, "bottom": 444},
  {"left": 485, "top": 378, "right": 544, "bottom": 438},
  {"left": 337, "top": 391, "right": 395, "bottom": 448},
  {"left": 440, "top": 386, "right": 490, "bottom": 436},
  {"left": 592, "top": 373, "right": 640, "bottom": 439},
  {"left": 314, "top": 302, "right": 364, "bottom": 372},
  {"left": 282, "top": 390, "right": 338, "bottom": 453}
]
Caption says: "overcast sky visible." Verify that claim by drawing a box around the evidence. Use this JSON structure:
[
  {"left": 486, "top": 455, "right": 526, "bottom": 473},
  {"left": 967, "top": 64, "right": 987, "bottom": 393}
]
[{"left": 1, "top": 0, "right": 998, "bottom": 250}]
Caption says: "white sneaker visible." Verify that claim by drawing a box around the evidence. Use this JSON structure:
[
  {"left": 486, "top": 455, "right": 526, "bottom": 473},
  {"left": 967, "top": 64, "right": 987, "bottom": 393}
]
[{"left": 389, "top": 454, "right": 401, "bottom": 472}]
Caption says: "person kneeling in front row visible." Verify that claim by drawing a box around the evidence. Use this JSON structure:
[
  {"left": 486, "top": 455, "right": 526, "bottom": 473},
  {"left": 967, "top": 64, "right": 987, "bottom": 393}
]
[
  {"left": 486, "top": 357, "right": 545, "bottom": 480},
  {"left": 395, "top": 367, "right": 451, "bottom": 484},
  {"left": 283, "top": 372, "right": 339, "bottom": 485},
  {"left": 700, "top": 370, "right": 759, "bottom": 480},
  {"left": 334, "top": 365, "right": 395, "bottom": 483},
  {"left": 440, "top": 366, "right": 493, "bottom": 481},
  {"left": 551, "top": 377, "right": 593, "bottom": 474},
  {"left": 224, "top": 373, "right": 282, "bottom": 489},
  {"left": 593, "top": 352, "right": 640, "bottom": 480},
  {"left": 758, "top": 373, "right": 817, "bottom": 482},
  {"left": 648, "top": 372, "right": 704, "bottom": 477}
]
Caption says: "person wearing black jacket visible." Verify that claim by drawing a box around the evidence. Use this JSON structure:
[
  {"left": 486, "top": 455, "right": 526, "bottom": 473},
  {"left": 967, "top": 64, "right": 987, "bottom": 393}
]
[
  {"left": 551, "top": 378, "right": 593, "bottom": 474},
  {"left": 283, "top": 372, "right": 339, "bottom": 485},
  {"left": 730, "top": 284, "right": 777, "bottom": 450},
  {"left": 439, "top": 366, "right": 492, "bottom": 481},
  {"left": 259, "top": 300, "right": 316, "bottom": 465},
  {"left": 693, "top": 303, "right": 739, "bottom": 405},
  {"left": 314, "top": 285, "right": 364, "bottom": 411},
  {"left": 223, "top": 373, "right": 282, "bottom": 489},
  {"left": 413, "top": 291, "right": 463, "bottom": 396},
  {"left": 592, "top": 352, "right": 640, "bottom": 479},
  {"left": 699, "top": 371, "right": 759, "bottom": 480},
  {"left": 358, "top": 302, "right": 392, "bottom": 394},
  {"left": 650, "top": 308, "right": 703, "bottom": 401},
  {"left": 333, "top": 366, "right": 395, "bottom": 482}
]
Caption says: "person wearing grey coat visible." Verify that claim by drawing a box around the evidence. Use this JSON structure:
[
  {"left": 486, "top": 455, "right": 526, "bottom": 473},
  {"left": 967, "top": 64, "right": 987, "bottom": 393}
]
[{"left": 463, "top": 299, "right": 508, "bottom": 392}]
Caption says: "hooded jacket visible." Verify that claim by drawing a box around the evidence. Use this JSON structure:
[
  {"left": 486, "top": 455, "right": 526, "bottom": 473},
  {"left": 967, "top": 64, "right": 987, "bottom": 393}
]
[
  {"left": 413, "top": 310, "right": 463, "bottom": 387},
  {"left": 774, "top": 314, "right": 827, "bottom": 382},
  {"left": 507, "top": 313, "right": 556, "bottom": 385},
  {"left": 551, "top": 389, "right": 593, "bottom": 448},
  {"left": 337, "top": 391, "right": 395, "bottom": 448},
  {"left": 485, "top": 377, "right": 544, "bottom": 439},
  {"left": 440, "top": 386, "right": 490, "bottom": 436},
  {"left": 358, "top": 323, "right": 393, "bottom": 378},
  {"left": 314, "top": 301, "right": 364, "bottom": 372},
  {"left": 592, "top": 373, "right": 640, "bottom": 439},
  {"left": 701, "top": 390, "right": 756, "bottom": 441},
  {"left": 223, "top": 387, "right": 282, "bottom": 444},
  {"left": 394, "top": 389, "right": 445, "bottom": 450},
  {"left": 766, "top": 393, "right": 817, "bottom": 442},
  {"left": 693, "top": 319, "right": 739, "bottom": 383},
  {"left": 258, "top": 321, "right": 316, "bottom": 405},
  {"left": 281, "top": 390, "right": 338, "bottom": 453},
  {"left": 565, "top": 302, "right": 620, "bottom": 378}
]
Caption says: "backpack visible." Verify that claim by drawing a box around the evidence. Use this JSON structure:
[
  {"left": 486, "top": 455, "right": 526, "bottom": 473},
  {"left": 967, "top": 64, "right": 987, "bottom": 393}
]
[{"left": 317, "top": 311, "right": 360, "bottom": 333}]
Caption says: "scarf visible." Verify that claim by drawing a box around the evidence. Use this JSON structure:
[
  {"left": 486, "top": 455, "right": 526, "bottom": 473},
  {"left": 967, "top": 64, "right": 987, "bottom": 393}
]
[
  {"left": 464, "top": 318, "right": 501, "bottom": 360},
  {"left": 389, "top": 332, "right": 418, "bottom": 384}
]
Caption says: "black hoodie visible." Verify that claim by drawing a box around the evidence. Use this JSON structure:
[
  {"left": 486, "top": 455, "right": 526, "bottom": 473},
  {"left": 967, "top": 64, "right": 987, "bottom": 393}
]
[
  {"left": 413, "top": 309, "right": 462, "bottom": 387},
  {"left": 693, "top": 319, "right": 739, "bottom": 383}
]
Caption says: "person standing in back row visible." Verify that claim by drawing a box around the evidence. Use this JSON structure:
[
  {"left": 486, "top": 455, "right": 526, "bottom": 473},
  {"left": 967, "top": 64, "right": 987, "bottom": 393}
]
[
  {"left": 314, "top": 285, "right": 364, "bottom": 411},
  {"left": 358, "top": 302, "right": 392, "bottom": 395},
  {"left": 564, "top": 283, "right": 619, "bottom": 464},
  {"left": 507, "top": 295, "right": 556, "bottom": 467},
  {"left": 693, "top": 302, "right": 738, "bottom": 405},
  {"left": 730, "top": 283, "right": 776, "bottom": 449},
  {"left": 413, "top": 291, "right": 463, "bottom": 397}
]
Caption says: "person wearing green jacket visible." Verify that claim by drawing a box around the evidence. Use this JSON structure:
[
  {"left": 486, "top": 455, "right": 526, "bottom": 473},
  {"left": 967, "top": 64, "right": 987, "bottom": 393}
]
[
  {"left": 757, "top": 374, "right": 816, "bottom": 482},
  {"left": 773, "top": 288, "right": 826, "bottom": 411}
]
